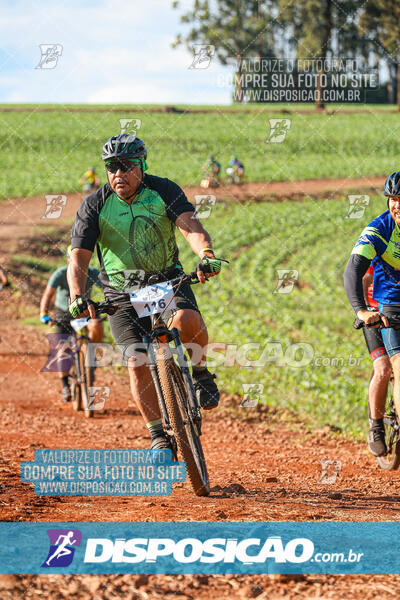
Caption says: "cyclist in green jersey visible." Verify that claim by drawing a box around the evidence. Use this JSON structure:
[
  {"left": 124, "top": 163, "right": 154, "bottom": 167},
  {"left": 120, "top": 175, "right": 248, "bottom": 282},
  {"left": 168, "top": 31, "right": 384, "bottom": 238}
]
[
  {"left": 201, "top": 155, "right": 221, "bottom": 188},
  {"left": 67, "top": 134, "right": 226, "bottom": 449},
  {"left": 40, "top": 246, "right": 103, "bottom": 402}
]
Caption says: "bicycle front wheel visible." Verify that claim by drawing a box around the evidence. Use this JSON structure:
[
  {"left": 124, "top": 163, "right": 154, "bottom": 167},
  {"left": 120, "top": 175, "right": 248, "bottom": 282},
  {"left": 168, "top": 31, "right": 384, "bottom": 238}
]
[
  {"left": 157, "top": 349, "right": 209, "bottom": 496},
  {"left": 79, "top": 340, "right": 94, "bottom": 419},
  {"left": 377, "top": 383, "right": 400, "bottom": 470}
]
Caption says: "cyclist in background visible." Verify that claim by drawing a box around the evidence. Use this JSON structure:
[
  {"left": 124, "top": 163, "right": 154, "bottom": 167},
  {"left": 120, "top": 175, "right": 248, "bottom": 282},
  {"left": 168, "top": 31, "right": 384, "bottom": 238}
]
[
  {"left": 227, "top": 154, "right": 244, "bottom": 181},
  {"left": 344, "top": 171, "right": 400, "bottom": 456},
  {"left": 80, "top": 167, "right": 100, "bottom": 192},
  {"left": 361, "top": 265, "right": 392, "bottom": 456},
  {"left": 40, "top": 246, "right": 103, "bottom": 402},
  {"left": 201, "top": 155, "right": 221, "bottom": 188}
]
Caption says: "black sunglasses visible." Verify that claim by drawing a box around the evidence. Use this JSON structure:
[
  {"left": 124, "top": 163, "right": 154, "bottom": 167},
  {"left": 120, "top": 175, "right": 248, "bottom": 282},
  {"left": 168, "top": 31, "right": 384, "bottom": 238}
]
[{"left": 105, "top": 159, "right": 140, "bottom": 173}]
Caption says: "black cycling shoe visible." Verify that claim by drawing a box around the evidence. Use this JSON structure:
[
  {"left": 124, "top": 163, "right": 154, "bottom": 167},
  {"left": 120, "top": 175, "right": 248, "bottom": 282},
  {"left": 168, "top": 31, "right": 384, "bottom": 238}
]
[
  {"left": 150, "top": 434, "right": 173, "bottom": 451},
  {"left": 368, "top": 423, "right": 387, "bottom": 457},
  {"left": 61, "top": 386, "right": 71, "bottom": 403},
  {"left": 192, "top": 368, "right": 219, "bottom": 410}
]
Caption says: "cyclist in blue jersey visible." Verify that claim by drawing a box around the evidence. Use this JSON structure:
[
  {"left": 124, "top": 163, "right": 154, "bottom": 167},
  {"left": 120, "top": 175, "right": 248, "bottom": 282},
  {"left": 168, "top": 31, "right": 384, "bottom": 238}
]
[
  {"left": 227, "top": 155, "right": 244, "bottom": 179},
  {"left": 344, "top": 171, "right": 400, "bottom": 456}
]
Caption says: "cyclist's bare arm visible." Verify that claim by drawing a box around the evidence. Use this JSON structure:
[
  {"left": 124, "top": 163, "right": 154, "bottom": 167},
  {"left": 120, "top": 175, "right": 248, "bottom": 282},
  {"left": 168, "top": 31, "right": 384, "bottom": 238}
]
[
  {"left": 67, "top": 248, "right": 96, "bottom": 319},
  {"left": 40, "top": 285, "right": 56, "bottom": 315},
  {"left": 176, "top": 211, "right": 214, "bottom": 283},
  {"left": 176, "top": 211, "right": 213, "bottom": 256}
]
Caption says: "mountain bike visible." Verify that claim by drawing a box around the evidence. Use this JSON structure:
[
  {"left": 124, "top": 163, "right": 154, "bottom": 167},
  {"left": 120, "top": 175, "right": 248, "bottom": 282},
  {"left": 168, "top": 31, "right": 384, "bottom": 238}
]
[
  {"left": 354, "top": 314, "right": 400, "bottom": 469},
  {"left": 200, "top": 170, "right": 220, "bottom": 189},
  {"left": 108, "top": 270, "right": 214, "bottom": 496},
  {"left": 52, "top": 302, "right": 116, "bottom": 418},
  {"left": 226, "top": 167, "right": 244, "bottom": 185}
]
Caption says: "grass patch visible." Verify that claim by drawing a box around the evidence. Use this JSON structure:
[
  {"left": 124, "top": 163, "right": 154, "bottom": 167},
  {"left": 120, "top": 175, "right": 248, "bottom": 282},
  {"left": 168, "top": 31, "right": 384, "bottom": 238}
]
[
  {"left": 176, "top": 195, "right": 380, "bottom": 436},
  {"left": 0, "top": 106, "right": 399, "bottom": 199}
]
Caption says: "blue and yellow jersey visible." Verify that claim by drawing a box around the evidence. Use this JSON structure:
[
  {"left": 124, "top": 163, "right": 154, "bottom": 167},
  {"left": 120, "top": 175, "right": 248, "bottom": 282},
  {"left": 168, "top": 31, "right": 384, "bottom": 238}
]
[{"left": 352, "top": 210, "right": 400, "bottom": 304}]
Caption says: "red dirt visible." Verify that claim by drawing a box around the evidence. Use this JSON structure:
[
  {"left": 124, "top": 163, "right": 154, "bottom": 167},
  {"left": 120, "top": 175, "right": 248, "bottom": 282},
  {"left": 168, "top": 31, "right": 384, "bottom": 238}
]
[{"left": 0, "top": 176, "right": 398, "bottom": 597}]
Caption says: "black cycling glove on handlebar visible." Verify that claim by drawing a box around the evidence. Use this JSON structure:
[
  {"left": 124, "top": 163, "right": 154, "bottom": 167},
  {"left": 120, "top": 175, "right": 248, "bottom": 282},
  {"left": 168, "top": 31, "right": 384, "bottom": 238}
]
[
  {"left": 196, "top": 256, "right": 228, "bottom": 275},
  {"left": 69, "top": 295, "right": 93, "bottom": 318}
]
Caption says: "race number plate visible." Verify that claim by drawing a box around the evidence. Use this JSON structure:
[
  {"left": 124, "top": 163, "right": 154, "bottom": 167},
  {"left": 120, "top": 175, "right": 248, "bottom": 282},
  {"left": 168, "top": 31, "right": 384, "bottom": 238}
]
[
  {"left": 70, "top": 317, "right": 91, "bottom": 332},
  {"left": 129, "top": 281, "right": 176, "bottom": 318}
]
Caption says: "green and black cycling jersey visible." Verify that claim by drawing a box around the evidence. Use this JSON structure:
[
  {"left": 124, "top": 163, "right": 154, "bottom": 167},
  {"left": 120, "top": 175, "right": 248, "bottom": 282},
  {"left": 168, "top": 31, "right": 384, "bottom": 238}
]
[{"left": 71, "top": 174, "right": 194, "bottom": 298}]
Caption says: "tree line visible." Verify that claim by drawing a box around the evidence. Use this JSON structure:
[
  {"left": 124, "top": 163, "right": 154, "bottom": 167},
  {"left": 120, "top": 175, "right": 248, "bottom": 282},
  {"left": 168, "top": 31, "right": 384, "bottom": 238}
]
[{"left": 172, "top": 0, "right": 400, "bottom": 108}]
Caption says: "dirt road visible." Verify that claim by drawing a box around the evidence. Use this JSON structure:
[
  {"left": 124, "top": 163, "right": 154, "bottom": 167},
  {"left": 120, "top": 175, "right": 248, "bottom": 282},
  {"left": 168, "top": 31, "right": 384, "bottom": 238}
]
[
  {"left": 1, "top": 177, "right": 399, "bottom": 598},
  {"left": 0, "top": 105, "right": 396, "bottom": 115}
]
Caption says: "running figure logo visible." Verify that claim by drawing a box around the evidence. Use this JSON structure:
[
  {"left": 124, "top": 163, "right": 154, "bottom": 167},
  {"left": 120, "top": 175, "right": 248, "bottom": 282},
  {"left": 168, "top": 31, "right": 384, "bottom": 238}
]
[
  {"left": 274, "top": 269, "right": 299, "bottom": 294},
  {"left": 192, "top": 195, "right": 216, "bottom": 219},
  {"left": 346, "top": 195, "right": 370, "bottom": 219},
  {"left": 189, "top": 45, "right": 215, "bottom": 69},
  {"left": 41, "top": 195, "right": 67, "bottom": 219},
  {"left": 266, "top": 119, "right": 291, "bottom": 143},
  {"left": 42, "top": 529, "right": 82, "bottom": 567},
  {"left": 119, "top": 118, "right": 142, "bottom": 135},
  {"left": 36, "top": 44, "right": 63, "bottom": 69}
]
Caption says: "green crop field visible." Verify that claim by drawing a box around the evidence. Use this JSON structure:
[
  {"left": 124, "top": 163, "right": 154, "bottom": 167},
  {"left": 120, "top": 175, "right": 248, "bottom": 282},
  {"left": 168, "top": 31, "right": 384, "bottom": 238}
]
[
  {"left": 5, "top": 104, "right": 395, "bottom": 439},
  {"left": 1, "top": 105, "right": 400, "bottom": 199},
  {"left": 176, "top": 195, "right": 382, "bottom": 437},
  {"left": 18, "top": 192, "right": 376, "bottom": 437}
]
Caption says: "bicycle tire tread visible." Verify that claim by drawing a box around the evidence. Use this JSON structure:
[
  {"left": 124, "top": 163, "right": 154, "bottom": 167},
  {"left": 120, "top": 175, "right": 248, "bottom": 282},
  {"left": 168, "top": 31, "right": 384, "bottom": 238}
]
[{"left": 156, "top": 349, "right": 209, "bottom": 496}]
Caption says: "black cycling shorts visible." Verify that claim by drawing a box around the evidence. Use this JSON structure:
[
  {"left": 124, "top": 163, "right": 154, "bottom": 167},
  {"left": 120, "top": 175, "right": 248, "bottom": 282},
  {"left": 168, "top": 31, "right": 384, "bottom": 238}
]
[
  {"left": 109, "top": 282, "right": 199, "bottom": 360},
  {"left": 363, "top": 326, "right": 387, "bottom": 362}
]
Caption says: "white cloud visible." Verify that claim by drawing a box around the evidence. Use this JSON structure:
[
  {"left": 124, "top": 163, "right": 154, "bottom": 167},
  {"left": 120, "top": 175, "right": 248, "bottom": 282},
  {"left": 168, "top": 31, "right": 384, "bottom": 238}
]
[{"left": 87, "top": 82, "right": 178, "bottom": 104}]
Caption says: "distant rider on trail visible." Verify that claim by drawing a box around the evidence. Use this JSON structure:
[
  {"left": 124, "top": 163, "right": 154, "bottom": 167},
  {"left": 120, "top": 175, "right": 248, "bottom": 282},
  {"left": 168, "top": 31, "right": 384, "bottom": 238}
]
[
  {"left": 80, "top": 167, "right": 100, "bottom": 193},
  {"left": 226, "top": 154, "right": 244, "bottom": 184},
  {"left": 201, "top": 155, "right": 221, "bottom": 188}
]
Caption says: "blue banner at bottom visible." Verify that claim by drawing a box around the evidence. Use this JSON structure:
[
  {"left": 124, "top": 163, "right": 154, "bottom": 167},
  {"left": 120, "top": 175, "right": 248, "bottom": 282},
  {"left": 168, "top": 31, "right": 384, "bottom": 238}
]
[{"left": 0, "top": 522, "right": 397, "bottom": 574}]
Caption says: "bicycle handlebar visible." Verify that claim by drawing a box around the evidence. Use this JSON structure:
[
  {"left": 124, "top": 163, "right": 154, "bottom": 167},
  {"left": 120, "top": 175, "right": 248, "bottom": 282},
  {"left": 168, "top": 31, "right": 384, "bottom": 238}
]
[
  {"left": 353, "top": 314, "right": 400, "bottom": 330},
  {"left": 48, "top": 301, "right": 117, "bottom": 326},
  {"left": 61, "top": 267, "right": 224, "bottom": 321}
]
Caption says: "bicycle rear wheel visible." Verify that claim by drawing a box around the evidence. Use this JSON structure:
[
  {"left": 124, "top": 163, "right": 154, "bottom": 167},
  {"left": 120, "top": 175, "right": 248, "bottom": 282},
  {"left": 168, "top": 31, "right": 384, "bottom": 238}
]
[
  {"left": 79, "top": 340, "right": 94, "bottom": 419},
  {"left": 377, "top": 387, "right": 400, "bottom": 470},
  {"left": 157, "top": 349, "right": 209, "bottom": 496}
]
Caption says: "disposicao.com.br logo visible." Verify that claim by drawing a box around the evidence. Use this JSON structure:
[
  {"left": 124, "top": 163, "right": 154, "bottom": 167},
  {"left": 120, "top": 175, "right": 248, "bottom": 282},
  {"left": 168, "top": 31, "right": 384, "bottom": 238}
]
[
  {"left": 38, "top": 528, "right": 364, "bottom": 573},
  {"left": 84, "top": 535, "right": 315, "bottom": 564}
]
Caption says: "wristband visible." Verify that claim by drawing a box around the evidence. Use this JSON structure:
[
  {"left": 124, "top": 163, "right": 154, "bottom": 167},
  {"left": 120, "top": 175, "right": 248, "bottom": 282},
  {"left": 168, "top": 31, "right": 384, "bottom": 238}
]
[
  {"left": 199, "top": 247, "right": 214, "bottom": 258},
  {"left": 40, "top": 312, "right": 48, "bottom": 318}
]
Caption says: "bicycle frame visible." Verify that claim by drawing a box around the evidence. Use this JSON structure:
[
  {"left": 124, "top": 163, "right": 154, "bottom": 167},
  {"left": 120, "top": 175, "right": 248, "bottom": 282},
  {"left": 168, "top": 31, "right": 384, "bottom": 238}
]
[{"left": 143, "top": 312, "right": 202, "bottom": 435}]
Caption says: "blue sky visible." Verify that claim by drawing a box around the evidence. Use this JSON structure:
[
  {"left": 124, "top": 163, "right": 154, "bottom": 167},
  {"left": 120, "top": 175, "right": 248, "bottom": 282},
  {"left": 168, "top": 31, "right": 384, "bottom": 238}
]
[{"left": 0, "top": 0, "right": 233, "bottom": 104}]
